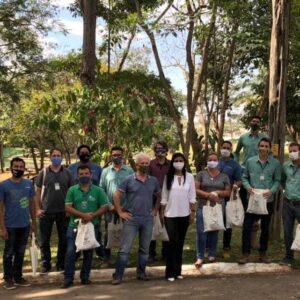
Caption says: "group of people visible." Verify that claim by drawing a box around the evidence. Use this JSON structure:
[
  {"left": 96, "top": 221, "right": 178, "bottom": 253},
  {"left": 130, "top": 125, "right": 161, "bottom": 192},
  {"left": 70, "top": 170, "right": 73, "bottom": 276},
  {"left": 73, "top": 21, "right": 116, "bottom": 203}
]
[{"left": 1, "top": 115, "right": 300, "bottom": 290}]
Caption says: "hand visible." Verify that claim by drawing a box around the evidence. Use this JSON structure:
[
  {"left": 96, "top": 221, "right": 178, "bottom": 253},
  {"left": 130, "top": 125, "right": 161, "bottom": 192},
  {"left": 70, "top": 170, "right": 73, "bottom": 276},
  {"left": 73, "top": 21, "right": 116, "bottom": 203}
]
[
  {"left": 118, "top": 211, "right": 133, "bottom": 221},
  {"left": 189, "top": 213, "right": 195, "bottom": 225},
  {"left": 151, "top": 209, "right": 158, "bottom": 217},
  {"left": 247, "top": 187, "right": 254, "bottom": 194},
  {"left": 108, "top": 205, "right": 115, "bottom": 212},
  {"left": 263, "top": 189, "right": 273, "bottom": 200},
  {"left": 209, "top": 192, "right": 219, "bottom": 203},
  {"left": 81, "top": 213, "right": 94, "bottom": 224},
  {"left": 0, "top": 227, "right": 8, "bottom": 240},
  {"left": 159, "top": 211, "right": 165, "bottom": 226},
  {"left": 36, "top": 208, "right": 45, "bottom": 218},
  {"left": 232, "top": 184, "right": 238, "bottom": 192}
]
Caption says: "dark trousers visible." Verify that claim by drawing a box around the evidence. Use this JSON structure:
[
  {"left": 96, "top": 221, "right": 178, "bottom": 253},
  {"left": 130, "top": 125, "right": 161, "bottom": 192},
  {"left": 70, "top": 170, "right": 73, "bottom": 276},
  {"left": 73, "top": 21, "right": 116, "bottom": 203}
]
[
  {"left": 3, "top": 226, "right": 30, "bottom": 281},
  {"left": 242, "top": 202, "right": 274, "bottom": 254},
  {"left": 223, "top": 197, "right": 232, "bottom": 250},
  {"left": 282, "top": 199, "right": 300, "bottom": 260},
  {"left": 164, "top": 216, "right": 189, "bottom": 278},
  {"left": 239, "top": 186, "right": 248, "bottom": 211},
  {"left": 39, "top": 212, "right": 68, "bottom": 269},
  {"left": 149, "top": 240, "right": 168, "bottom": 259},
  {"left": 64, "top": 226, "right": 97, "bottom": 281}
]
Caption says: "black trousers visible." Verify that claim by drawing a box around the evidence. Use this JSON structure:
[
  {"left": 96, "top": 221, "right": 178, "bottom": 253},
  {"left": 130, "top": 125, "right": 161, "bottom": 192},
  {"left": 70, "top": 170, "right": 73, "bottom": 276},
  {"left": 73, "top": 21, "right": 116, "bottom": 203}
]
[
  {"left": 242, "top": 202, "right": 274, "bottom": 254},
  {"left": 164, "top": 216, "right": 189, "bottom": 278}
]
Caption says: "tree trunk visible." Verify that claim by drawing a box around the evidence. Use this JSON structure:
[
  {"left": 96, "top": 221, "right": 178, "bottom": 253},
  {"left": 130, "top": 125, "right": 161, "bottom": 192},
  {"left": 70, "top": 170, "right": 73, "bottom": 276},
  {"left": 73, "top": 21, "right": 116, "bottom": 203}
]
[
  {"left": 30, "top": 147, "right": 39, "bottom": 173},
  {"left": 268, "top": 0, "right": 290, "bottom": 241},
  {"left": 79, "top": 0, "right": 97, "bottom": 86},
  {"left": 0, "top": 142, "right": 4, "bottom": 173}
]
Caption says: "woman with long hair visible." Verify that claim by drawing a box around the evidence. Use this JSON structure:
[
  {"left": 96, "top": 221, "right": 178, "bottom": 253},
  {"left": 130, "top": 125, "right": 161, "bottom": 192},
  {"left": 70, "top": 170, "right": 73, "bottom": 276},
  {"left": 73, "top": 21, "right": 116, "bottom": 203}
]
[
  {"left": 160, "top": 152, "right": 196, "bottom": 282},
  {"left": 194, "top": 152, "right": 231, "bottom": 268}
]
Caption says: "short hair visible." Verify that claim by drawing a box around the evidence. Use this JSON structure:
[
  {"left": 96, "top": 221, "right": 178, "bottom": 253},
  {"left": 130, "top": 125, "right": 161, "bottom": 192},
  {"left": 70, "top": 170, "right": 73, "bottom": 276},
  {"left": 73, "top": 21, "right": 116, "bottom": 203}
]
[
  {"left": 208, "top": 152, "right": 218, "bottom": 159},
  {"left": 135, "top": 153, "right": 150, "bottom": 164},
  {"left": 77, "top": 164, "right": 91, "bottom": 174},
  {"left": 50, "top": 147, "right": 63, "bottom": 156},
  {"left": 289, "top": 142, "right": 300, "bottom": 150},
  {"left": 251, "top": 115, "right": 261, "bottom": 121},
  {"left": 110, "top": 146, "right": 124, "bottom": 153},
  {"left": 258, "top": 137, "right": 272, "bottom": 148},
  {"left": 153, "top": 140, "right": 168, "bottom": 152},
  {"left": 76, "top": 144, "right": 91, "bottom": 156},
  {"left": 221, "top": 140, "right": 232, "bottom": 147},
  {"left": 10, "top": 157, "right": 25, "bottom": 168}
]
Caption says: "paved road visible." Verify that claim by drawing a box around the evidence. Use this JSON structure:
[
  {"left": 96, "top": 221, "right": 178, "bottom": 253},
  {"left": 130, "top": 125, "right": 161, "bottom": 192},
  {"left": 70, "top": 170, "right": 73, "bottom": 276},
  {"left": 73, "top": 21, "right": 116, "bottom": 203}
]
[{"left": 1, "top": 272, "right": 300, "bottom": 300}]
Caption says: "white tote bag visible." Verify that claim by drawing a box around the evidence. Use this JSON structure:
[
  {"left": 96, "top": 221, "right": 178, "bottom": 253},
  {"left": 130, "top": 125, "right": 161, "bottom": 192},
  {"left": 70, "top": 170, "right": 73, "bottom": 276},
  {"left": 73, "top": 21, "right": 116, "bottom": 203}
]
[
  {"left": 203, "top": 201, "right": 225, "bottom": 232},
  {"left": 291, "top": 224, "right": 300, "bottom": 251},
  {"left": 226, "top": 190, "right": 244, "bottom": 228},
  {"left": 151, "top": 214, "right": 169, "bottom": 241},
  {"left": 247, "top": 189, "right": 268, "bottom": 215},
  {"left": 30, "top": 232, "right": 39, "bottom": 276},
  {"left": 106, "top": 219, "right": 123, "bottom": 249},
  {"left": 75, "top": 221, "right": 100, "bottom": 252}
]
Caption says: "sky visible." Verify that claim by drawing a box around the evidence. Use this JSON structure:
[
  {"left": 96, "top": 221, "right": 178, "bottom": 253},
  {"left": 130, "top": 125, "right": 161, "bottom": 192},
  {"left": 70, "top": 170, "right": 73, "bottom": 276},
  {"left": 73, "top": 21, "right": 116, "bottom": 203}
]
[{"left": 46, "top": 0, "right": 187, "bottom": 93}]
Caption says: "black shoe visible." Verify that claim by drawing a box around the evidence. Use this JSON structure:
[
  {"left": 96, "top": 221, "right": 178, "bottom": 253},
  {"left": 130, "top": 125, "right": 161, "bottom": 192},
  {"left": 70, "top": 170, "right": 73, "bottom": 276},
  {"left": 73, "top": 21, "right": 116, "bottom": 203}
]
[
  {"left": 3, "top": 279, "right": 16, "bottom": 290},
  {"left": 81, "top": 279, "right": 91, "bottom": 285},
  {"left": 137, "top": 275, "right": 150, "bottom": 281},
  {"left": 14, "top": 278, "right": 31, "bottom": 287},
  {"left": 112, "top": 274, "right": 122, "bottom": 285},
  {"left": 41, "top": 266, "right": 51, "bottom": 274},
  {"left": 280, "top": 257, "right": 294, "bottom": 266},
  {"left": 61, "top": 280, "right": 73, "bottom": 289}
]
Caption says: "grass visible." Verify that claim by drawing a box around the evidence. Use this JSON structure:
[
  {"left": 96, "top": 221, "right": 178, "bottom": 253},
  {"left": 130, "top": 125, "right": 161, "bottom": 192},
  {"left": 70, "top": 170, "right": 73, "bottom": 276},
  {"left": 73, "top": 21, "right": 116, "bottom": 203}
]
[{"left": 1, "top": 219, "right": 298, "bottom": 274}]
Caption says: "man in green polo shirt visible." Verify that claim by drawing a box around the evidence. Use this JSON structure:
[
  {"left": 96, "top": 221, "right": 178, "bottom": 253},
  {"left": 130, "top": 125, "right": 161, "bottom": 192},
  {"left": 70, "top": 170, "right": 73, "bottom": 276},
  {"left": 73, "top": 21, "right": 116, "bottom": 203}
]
[
  {"left": 61, "top": 165, "right": 109, "bottom": 289},
  {"left": 239, "top": 138, "right": 281, "bottom": 264},
  {"left": 281, "top": 143, "right": 300, "bottom": 265}
]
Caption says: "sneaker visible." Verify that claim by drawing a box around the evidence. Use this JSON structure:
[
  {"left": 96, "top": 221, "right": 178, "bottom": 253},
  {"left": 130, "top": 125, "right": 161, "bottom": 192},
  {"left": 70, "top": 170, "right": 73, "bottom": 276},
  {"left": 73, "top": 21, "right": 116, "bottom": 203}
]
[
  {"left": 137, "top": 275, "right": 150, "bottom": 281},
  {"left": 61, "top": 280, "right": 73, "bottom": 289},
  {"left": 238, "top": 254, "right": 250, "bottom": 265},
  {"left": 14, "top": 278, "right": 31, "bottom": 287},
  {"left": 112, "top": 278, "right": 122, "bottom": 285},
  {"left": 81, "top": 279, "right": 91, "bottom": 285},
  {"left": 3, "top": 279, "right": 16, "bottom": 290},
  {"left": 40, "top": 266, "right": 51, "bottom": 274},
  {"left": 167, "top": 277, "right": 175, "bottom": 282},
  {"left": 176, "top": 275, "right": 184, "bottom": 279},
  {"left": 259, "top": 253, "right": 271, "bottom": 264},
  {"left": 279, "top": 257, "right": 294, "bottom": 266}
]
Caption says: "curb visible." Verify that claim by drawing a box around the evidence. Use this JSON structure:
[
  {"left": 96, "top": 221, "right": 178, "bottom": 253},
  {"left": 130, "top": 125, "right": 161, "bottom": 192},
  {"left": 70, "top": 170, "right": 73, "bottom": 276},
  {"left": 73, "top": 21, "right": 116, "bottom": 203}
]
[{"left": 0, "top": 263, "right": 291, "bottom": 284}]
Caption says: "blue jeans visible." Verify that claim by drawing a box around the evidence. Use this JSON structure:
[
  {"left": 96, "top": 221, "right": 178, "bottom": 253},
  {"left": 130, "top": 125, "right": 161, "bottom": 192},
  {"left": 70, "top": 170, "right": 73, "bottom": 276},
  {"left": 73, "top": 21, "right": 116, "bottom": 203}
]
[
  {"left": 114, "top": 218, "right": 153, "bottom": 280},
  {"left": 3, "top": 226, "right": 30, "bottom": 281},
  {"left": 282, "top": 199, "right": 300, "bottom": 260},
  {"left": 196, "top": 208, "right": 219, "bottom": 259},
  {"left": 64, "top": 225, "right": 98, "bottom": 282}
]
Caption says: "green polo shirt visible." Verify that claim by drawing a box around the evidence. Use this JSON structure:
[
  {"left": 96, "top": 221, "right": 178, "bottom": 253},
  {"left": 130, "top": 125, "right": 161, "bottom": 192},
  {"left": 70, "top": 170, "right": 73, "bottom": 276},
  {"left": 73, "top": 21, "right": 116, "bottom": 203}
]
[
  {"left": 99, "top": 164, "right": 133, "bottom": 205},
  {"left": 282, "top": 160, "right": 300, "bottom": 201},
  {"left": 234, "top": 132, "right": 266, "bottom": 166},
  {"left": 65, "top": 184, "right": 109, "bottom": 228},
  {"left": 242, "top": 155, "right": 281, "bottom": 202}
]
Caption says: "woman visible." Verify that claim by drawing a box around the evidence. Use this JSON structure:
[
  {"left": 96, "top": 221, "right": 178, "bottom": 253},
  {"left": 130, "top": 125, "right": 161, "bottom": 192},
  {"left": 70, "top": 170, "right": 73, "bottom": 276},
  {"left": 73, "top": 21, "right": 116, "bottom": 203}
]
[
  {"left": 194, "top": 152, "right": 231, "bottom": 268},
  {"left": 160, "top": 152, "right": 196, "bottom": 282}
]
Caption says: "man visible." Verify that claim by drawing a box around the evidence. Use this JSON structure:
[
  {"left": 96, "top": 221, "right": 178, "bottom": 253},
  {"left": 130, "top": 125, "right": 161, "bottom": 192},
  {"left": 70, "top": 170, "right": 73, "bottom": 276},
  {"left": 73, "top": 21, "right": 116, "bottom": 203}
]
[
  {"left": 148, "top": 141, "right": 170, "bottom": 262},
  {"left": 239, "top": 138, "right": 281, "bottom": 264},
  {"left": 99, "top": 146, "right": 133, "bottom": 266},
  {"left": 35, "top": 148, "right": 73, "bottom": 273},
  {"left": 69, "top": 144, "right": 102, "bottom": 185},
  {"left": 281, "top": 143, "right": 300, "bottom": 265},
  {"left": 69, "top": 144, "right": 103, "bottom": 257},
  {"left": 0, "top": 157, "right": 36, "bottom": 290},
  {"left": 219, "top": 141, "right": 242, "bottom": 258},
  {"left": 112, "top": 153, "right": 160, "bottom": 285},
  {"left": 62, "top": 164, "right": 109, "bottom": 288}
]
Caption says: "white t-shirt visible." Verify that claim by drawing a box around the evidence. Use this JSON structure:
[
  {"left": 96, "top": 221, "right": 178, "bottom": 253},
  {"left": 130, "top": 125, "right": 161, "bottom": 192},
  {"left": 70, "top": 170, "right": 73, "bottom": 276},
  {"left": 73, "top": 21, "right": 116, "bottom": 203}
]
[{"left": 161, "top": 172, "right": 196, "bottom": 217}]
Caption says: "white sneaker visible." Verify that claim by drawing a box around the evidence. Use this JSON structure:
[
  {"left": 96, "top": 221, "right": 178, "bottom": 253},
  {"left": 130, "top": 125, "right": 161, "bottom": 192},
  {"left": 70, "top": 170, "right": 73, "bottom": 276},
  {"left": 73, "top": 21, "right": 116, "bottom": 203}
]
[
  {"left": 167, "top": 277, "right": 175, "bottom": 282},
  {"left": 176, "top": 275, "right": 183, "bottom": 279}
]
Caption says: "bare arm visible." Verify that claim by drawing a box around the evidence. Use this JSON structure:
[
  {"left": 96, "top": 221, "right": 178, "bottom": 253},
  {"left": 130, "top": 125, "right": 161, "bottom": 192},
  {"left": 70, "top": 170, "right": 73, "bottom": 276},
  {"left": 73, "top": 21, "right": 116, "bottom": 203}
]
[
  {"left": 0, "top": 201, "right": 8, "bottom": 240},
  {"left": 113, "top": 190, "right": 132, "bottom": 221},
  {"left": 29, "top": 197, "right": 37, "bottom": 234},
  {"left": 35, "top": 187, "right": 45, "bottom": 217}
]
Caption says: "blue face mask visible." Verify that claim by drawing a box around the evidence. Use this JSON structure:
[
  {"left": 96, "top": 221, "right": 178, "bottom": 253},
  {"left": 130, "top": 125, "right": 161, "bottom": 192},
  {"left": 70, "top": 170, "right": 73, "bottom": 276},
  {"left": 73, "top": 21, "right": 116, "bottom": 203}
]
[
  {"left": 51, "top": 157, "right": 62, "bottom": 166},
  {"left": 79, "top": 176, "right": 90, "bottom": 185}
]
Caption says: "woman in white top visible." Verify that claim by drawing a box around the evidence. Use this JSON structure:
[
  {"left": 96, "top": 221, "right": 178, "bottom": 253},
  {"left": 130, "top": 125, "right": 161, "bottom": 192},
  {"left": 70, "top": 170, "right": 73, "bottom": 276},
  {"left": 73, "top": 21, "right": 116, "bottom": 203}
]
[{"left": 160, "top": 152, "right": 196, "bottom": 282}]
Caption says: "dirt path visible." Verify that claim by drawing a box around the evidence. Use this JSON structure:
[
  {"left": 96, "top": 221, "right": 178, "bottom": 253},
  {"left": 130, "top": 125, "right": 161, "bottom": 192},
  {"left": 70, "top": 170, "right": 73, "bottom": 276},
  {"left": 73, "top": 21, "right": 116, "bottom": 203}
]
[{"left": 1, "top": 272, "right": 300, "bottom": 300}]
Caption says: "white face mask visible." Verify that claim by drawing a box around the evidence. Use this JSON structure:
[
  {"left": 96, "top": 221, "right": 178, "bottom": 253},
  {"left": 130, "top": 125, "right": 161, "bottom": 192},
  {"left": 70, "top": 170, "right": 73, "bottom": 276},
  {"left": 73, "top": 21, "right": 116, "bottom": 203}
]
[
  {"left": 221, "top": 149, "right": 231, "bottom": 158},
  {"left": 289, "top": 151, "right": 299, "bottom": 161},
  {"left": 173, "top": 162, "right": 184, "bottom": 170},
  {"left": 207, "top": 161, "right": 219, "bottom": 169}
]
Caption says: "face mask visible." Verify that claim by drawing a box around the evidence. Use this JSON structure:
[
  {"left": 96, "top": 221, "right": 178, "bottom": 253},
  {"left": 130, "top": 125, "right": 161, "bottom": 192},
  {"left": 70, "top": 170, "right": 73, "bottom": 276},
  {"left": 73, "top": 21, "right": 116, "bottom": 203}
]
[
  {"left": 289, "top": 151, "right": 299, "bottom": 161},
  {"left": 78, "top": 176, "right": 90, "bottom": 185},
  {"left": 155, "top": 149, "right": 166, "bottom": 157},
  {"left": 79, "top": 153, "right": 90, "bottom": 163},
  {"left": 12, "top": 169, "right": 24, "bottom": 178},
  {"left": 139, "top": 165, "right": 149, "bottom": 174},
  {"left": 220, "top": 149, "right": 231, "bottom": 158},
  {"left": 250, "top": 124, "right": 259, "bottom": 131},
  {"left": 51, "top": 157, "right": 62, "bottom": 166},
  {"left": 173, "top": 162, "right": 184, "bottom": 170},
  {"left": 207, "top": 161, "right": 218, "bottom": 169},
  {"left": 112, "top": 157, "right": 122, "bottom": 165}
]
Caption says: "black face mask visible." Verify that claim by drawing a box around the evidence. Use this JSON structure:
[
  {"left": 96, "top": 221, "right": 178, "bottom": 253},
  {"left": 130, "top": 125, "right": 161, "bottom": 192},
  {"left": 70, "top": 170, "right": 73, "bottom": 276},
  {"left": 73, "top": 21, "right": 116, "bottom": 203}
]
[
  {"left": 250, "top": 124, "right": 259, "bottom": 131},
  {"left": 12, "top": 169, "right": 24, "bottom": 178},
  {"left": 79, "top": 153, "right": 91, "bottom": 163},
  {"left": 112, "top": 157, "right": 122, "bottom": 165}
]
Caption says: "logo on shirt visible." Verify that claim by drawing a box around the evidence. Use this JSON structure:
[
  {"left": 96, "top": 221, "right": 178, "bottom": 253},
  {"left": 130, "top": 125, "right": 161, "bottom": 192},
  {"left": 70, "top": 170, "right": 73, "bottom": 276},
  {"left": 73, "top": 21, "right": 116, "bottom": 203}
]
[
  {"left": 88, "top": 195, "right": 96, "bottom": 202},
  {"left": 20, "top": 197, "right": 29, "bottom": 208}
]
